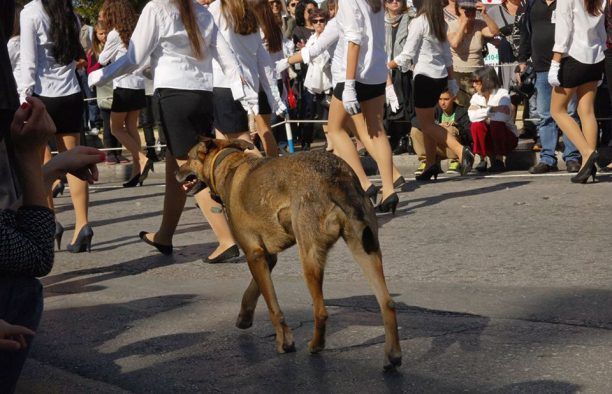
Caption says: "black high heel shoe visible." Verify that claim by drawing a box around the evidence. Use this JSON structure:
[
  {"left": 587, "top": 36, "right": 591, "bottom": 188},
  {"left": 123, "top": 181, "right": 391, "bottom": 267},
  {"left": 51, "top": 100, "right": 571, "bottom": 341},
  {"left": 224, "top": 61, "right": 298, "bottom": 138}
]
[
  {"left": 460, "top": 146, "right": 475, "bottom": 176},
  {"left": 139, "top": 159, "right": 154, "bottom": 186},
  {"left": 139, "top": 231, "right": 173, "bottom": 255},
  {"left": 66, "top": 224, "right": 94, "bottom": 253},
  {"left": 415, "top": 164, "right": 440, "bottom": 181},
  {"left": 393, "top": 176, "right": 406, "bottom": 189},
  {"left": 376, "top": 193, "right": 399, "bottom": 215},
  {"left": 571, "top": 151, "right": 599, "bottom": 184},
  {"left": 52, "top": 180, "right": 65, "bottom": 197},
  {"left": 364, "top": 184, "right": 381, "bottom": 205},
  {"left": 123, "top": 174, "right": 141, "bottom": 188},
  {"left": 55, "top": 221, "right": 64, "bottom": 251}
]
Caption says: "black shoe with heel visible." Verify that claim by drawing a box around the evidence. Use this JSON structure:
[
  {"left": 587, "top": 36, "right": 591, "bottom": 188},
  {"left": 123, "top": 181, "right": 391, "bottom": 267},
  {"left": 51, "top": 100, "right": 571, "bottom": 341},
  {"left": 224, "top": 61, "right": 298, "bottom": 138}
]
[
  {"left": 376, "top": 193, "right": 399, "bottom": 215},
  {"left": 52, "top": 181, "right": 65, "bottom": 198},
  {"left": 139, "top": 159, "right": 154, "bottom": 186},
  {"left": 393, "top": 176, "right": 406, "bottom": 189},
  {"left": 571, "top": 151, "right": 598, "bottom": 184},
  {"left": 415, "top": 164, "right": 440, "bottom": 181},
  {"left": 55, "top": 221, "right": 64, "bottom": 251},
  {"left": 66, "top": 224, "right": 93, "bottom": 253},
  {"left": 139, "top": 231, "right": 173, "bottom": 255},
  {"left": 364, "top": 184, "right": 381, "bottom": 205}
]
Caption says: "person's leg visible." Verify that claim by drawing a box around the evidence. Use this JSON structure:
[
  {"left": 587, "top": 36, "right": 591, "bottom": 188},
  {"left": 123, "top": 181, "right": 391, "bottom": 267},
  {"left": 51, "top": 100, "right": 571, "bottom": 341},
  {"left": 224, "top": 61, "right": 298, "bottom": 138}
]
[
  {"left": 111, "top": 111, "right": 145, "bottom": 177},
  {"left": 141, "top": 96, "right": 158, "bottom": 160},
  {"left": 575, "top": 82, "right": 599, "bottom": 153},
  {"left": 470, "top": 121, "right": 489, "bottom": 158},
  {"left": 562, "top": 94, "right": 581, "bottom": 164},
  {"left": 254, "top": 114, "right": 279, "bottom": 157},
  {"left": 56, "top": 133, "right": 89, "bottom": 243},
  {"left": 442, "top": 125, "right": 460, "bottom": 160},
  {"left": 125, "top": 109, "right": 149, "bottom": 164},
  {"left": 415, "top": 107, "right": 465, "bottom": 165},
  {"left": 489, "top": 121, "right": 518, "bottom": 157},
  {"left": 534, "top": 72, "right": 559, "bottom": 167},
  {"left": 410, "top": 127, "right": 427, "bottom": 161},
  {"left": 300, "top": 89, "right": 316, "bottom": 149}
]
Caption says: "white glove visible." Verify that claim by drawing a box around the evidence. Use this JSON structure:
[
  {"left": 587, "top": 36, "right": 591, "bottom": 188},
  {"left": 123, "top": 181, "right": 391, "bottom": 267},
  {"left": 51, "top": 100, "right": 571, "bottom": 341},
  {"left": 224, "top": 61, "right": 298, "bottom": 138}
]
[
  {"left": 275, "top": 58, "right": 290, "bottom": 75},
  {"left": 240, "top": 83, "right": 259, "bottom": 116},
  {"left": 385, "top": 84, "right": 400, "bottom": 113},
  {"left": 548, "top": 60, "right": 561, "bottom": 87},
  {"left": 88, "top": 69, "right": 103, "bottom": 89},
  {"left": 447, "top": 79, "right": 459, "bottom": 97},
  {"left": 342, "top": 79, "right": 360, "bottom": 115},
  {"left": 274, "top": 99, "right": 287, "bottom": 117}
]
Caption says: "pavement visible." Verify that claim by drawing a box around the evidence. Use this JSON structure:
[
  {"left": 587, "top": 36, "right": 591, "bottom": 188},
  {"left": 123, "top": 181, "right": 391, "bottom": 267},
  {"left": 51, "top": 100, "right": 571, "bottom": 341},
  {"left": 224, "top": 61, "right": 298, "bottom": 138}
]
[{"left": 16, "top": 162, "right": 612, "bottom": 393}]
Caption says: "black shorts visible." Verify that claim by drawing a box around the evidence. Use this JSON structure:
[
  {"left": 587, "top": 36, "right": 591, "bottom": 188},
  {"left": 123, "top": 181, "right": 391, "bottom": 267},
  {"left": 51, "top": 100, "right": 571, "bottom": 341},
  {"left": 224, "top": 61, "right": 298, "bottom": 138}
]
[
  {"left": 413, "top": 74, "right": 448, "bottom": 109},
  {"left": 156, "top": 88, "right": 213, "bottom": 158},
  {"left": 34, "top": 92, "right": 83, "bottom": 134},
  {"left": 333, "top": 82, "right": 386, "bottom": 103},
  {"left": 213, "top": 87, "right": 249, "bottom": 134},
  {"left": 559, "top": 56, "right": 605, "bottom": 88},
  {"left": 258, "top": 90, "right": 271, "bottom": 116},
  {"left": 111, "top": 87, "right": 146, "bottom": 112}
]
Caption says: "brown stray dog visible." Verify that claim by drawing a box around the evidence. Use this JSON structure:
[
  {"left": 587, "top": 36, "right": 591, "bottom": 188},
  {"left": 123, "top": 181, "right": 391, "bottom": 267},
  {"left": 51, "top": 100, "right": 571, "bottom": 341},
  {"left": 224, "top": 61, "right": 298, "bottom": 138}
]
[{"left": 177, "top": 138, "right": 402, "bottom": 370}]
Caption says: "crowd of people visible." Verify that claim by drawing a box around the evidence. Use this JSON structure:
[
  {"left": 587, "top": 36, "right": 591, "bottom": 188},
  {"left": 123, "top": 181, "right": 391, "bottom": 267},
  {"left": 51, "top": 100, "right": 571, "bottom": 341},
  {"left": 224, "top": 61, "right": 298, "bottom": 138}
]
[{"left": 1, "top": 0, "right": 611, "bottom": 390}]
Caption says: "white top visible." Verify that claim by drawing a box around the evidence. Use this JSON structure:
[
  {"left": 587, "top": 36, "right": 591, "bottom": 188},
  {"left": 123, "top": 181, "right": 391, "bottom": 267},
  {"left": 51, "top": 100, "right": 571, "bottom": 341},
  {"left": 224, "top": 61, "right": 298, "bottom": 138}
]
[
  {"left": 302, "top": 18, "right": 341, "bottom": 84},
  {"left": 98, "top": 29, "right": 145, "bottom": 90},
  {"left": 303, "top": 32, "right": 333, "bottom": 94},
  {"left": 553, "top": 0, "right": 606, "bottom": 64},
  {"left": 88, "top": 0, "right": 244, "bottom": 95},
  {"left": 334, "top": 0, "right": 387, "bottom": 85},
  {"left": 468, "top": 88, "right": 518, "bottom": 136},
  {"left": 393, "top": 14, "right": 453, "bottom": 79},
  {"left": 19, "top": 0, "right": 81, "bottom": 100},
  {"left": 209, "top": 0, "right": 277, "bottom": 104},
  {"left": 7, "top": 37, "right": 21, "bottom": 92}
]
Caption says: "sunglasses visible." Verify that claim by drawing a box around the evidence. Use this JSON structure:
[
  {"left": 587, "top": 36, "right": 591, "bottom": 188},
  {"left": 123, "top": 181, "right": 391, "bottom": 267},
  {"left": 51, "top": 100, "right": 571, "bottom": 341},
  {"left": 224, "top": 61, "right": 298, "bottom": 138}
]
[
  {"left": 312, "top": 18, "right": 326, "bottom": 24},
  {"left": 269, "top": 0, "right": 280, "bottom": 4},
  {"left": 472, "top": 79, "right": 482, "bottom": 83},
  {"left": 288, "top": 2, "right": 298, "bottom": 7},
  {"left": 385, "top": 0, "right": 401, "bottom": 3}
]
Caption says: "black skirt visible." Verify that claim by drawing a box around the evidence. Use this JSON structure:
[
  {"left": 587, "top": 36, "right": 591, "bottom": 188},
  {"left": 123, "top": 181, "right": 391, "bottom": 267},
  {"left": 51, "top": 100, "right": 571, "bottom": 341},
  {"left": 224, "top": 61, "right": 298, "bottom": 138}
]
[
  {"left": 34, "top": 92, "right": 83, "bottom": 134},
  {"left": 559, "top": 56, "right": 605, "bottom": 89},
  {"left": 212, "top": 87, "right": 249, "bottom": 134},
  {"left": 413, "top": 74, "right": 448, "bottom": 109},
  {"left": 155, "top": 88, "right": 214, "bottom": 159},
  {"left": 111, "top": 87, "right": 146, "bottom": 112},
  {"left": 333, "top": 81, "right": 386, "bottom": 103}
]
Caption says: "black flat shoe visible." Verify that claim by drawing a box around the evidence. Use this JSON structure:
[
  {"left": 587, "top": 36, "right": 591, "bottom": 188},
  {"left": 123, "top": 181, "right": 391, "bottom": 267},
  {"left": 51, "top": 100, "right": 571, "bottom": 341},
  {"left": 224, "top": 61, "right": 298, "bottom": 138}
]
[
  {"left": 66, "top": 224, "right": 93, "bottom": 253},
  {"left": 415, "top": 164, "right": 440, "bottom": 181},
  {"left": 364, "top": 184, "right": 381, "bottom": 205},
  {"left": 461, "top": 146, "right": 475, "bottom": 176},
  {"left": 571, "top": 151, "right": 598, "bottom": 184},
  {"left": 139, "top": 231, "right": 173, "bottom": 255},
  {"left": 204, "top": 245, "right": 240, "bottom": 264},
  {"left": 376, "top": 193, "right": 399, "bottom": 215},
  {"left": 393, "top": 176, "right": 406, "bottom": 189}
]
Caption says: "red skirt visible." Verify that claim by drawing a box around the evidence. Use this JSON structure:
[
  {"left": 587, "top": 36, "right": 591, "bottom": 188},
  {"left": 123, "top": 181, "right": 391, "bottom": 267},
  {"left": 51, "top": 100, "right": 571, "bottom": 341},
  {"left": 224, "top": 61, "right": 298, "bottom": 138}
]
[{"left": 471, "top": 121, "right": 518, "bottom": 157}]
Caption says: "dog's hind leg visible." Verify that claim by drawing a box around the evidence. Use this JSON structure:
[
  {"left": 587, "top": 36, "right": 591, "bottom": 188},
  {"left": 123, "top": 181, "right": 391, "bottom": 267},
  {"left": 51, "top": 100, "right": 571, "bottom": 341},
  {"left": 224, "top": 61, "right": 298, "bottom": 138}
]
[
  {"left": 244, "top": 247, "right": 295, "bottom": 353},
  {"left": 236, "top": 254, "right": 277, "bottom": 329},
  {"left": 298, "top": 243, "right": 329, "bottom": 354},
  {"left": 344, "top": 231, "right": 402, "bottom": 371}
]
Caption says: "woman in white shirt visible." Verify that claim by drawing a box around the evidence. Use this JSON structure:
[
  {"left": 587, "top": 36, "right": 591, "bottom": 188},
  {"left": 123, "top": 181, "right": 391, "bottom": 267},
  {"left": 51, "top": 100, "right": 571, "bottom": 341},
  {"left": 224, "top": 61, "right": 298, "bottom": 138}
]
[
  {"left": 549, "top": 0, "right": 606, "bottom": 183},
  {"left": 209, "top": 0, "right": 283, "bottom": 152},
  {"left": 389, "top": 0, "right": 474, "bottom": 181},
  {"left": 330, "top": 0, "right": 403, "bottom": 215},
  {"left": 89, "top": 0, "right": 256, "bottom": 263},
  {"left": 99, "top": 0, "right": 149, "bottom": 188},
  {"left": 468, "top": 66, "right": 518, "bottom": 173},
  {"left": 20, "top": 0, "right": 93, "bottom": 253}
]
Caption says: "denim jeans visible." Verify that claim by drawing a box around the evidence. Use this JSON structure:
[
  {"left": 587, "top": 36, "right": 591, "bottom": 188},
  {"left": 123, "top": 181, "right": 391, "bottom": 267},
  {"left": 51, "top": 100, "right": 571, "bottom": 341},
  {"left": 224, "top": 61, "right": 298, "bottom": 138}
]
[{"left": 535, "top": 72, "right": 580, "bottom": 166}]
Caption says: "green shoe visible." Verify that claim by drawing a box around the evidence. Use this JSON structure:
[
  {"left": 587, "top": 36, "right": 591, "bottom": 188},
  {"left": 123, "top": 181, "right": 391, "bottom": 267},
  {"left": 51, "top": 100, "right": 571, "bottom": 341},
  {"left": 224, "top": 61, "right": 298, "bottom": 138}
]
[
  {"left": 414, "top": 161, "right": 426, "bottom": 175},
  {"left": 446, "top": 160, "right": 460, "bottom": 174}
]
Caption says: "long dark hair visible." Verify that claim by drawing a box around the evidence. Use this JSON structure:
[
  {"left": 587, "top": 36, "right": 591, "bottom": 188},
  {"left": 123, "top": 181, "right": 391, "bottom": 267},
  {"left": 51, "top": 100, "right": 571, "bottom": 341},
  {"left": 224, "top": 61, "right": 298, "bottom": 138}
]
[
  {"left": 295, "top": 0, "right": 317, "bottom": 27},
  {"left": 248, "top": 0, "right": 283, "bottom": 53},
  {"left": 584, "top": 0, "right": 603, "bottom": 16},
  {"left": 221, "top": 0, "right": 259, "bottom": 35},
  {"left": 41, "top": 0, "right": 82, "bottom": 65},
  {"left": 366, "top": 0, "right": 383, "bottom": 13},
  {"left": 12, "top": 5, "right": 22, "bottom": 37},
  {"left": 101, "top": 0, "right": 138, "bottom": 47},
  {"left": 175, "top": 0, "right": 204, "bottom": 58},
  {"left": 417, "top": 0, "right": 446, "bottom": 42}
]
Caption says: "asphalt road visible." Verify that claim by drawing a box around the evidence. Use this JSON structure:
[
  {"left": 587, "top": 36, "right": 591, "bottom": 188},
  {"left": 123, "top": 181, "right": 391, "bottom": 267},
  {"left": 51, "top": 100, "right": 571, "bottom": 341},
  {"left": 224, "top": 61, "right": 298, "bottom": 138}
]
[{"left": 17, "top": 170, "right": 612, "bottom": 393}]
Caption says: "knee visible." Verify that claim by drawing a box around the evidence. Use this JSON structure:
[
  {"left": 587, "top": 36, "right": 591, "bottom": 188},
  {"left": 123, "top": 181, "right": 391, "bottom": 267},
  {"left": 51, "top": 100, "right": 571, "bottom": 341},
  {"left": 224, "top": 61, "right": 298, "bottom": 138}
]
[{"left": 471, "top": 121, "right": 487, "bottom": 134}]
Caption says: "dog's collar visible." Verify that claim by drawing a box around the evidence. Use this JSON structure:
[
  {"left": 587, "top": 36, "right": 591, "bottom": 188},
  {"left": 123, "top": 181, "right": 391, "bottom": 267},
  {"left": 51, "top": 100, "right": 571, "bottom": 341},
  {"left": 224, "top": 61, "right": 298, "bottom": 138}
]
[{"left": 208, "top": 147, "right": 242, "bottom": 199}]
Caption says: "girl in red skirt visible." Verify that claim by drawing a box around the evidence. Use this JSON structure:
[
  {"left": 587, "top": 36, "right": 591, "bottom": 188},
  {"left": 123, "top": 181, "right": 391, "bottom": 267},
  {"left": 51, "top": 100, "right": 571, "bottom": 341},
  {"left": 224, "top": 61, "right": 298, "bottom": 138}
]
[{"left": 468, "top": 66, "right": 518, "bottom": 172}]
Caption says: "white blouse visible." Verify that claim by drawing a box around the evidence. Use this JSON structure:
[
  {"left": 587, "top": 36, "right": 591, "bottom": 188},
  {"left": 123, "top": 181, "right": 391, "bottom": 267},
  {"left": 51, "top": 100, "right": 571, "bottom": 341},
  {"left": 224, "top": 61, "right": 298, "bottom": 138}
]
[
  {"left": 393, "top": 14, "right": 453, "bottom": 79},
  {"left": 19, "top": 0, "right": 81, "bottom": 100},
  {"left": 88, "top": 0, "right": 244, "bottom": 97},
  {"left": 97, "top": 29, "right": 145, "bottom": 90},
  {"left": 208, "top": 0, "right": 278, "bottom": 106},
  {"left": 7, "top": 37, "right": 20, "bottom": 92},
  {"left": 553, "top": 0, "right": 606, "bottom": 64},
  {"left": 302, "top": 18, "right": 341, "bottom": 84},
  {"left": 468, "top": 89, "right": 518, "bottom": 136},
  {"left": 334, "top": 0, "right": 388, "bottom": 85}
]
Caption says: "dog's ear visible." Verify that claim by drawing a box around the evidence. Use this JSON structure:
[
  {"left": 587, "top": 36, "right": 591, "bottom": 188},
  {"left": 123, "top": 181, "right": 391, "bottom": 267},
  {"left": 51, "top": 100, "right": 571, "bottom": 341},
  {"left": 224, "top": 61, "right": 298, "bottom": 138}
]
[
  {"left": 195, "top": 138, "right": 217, "bottom": 161},
  {"left": 227, "top": 138, "right": 255, "bottom": 152}
]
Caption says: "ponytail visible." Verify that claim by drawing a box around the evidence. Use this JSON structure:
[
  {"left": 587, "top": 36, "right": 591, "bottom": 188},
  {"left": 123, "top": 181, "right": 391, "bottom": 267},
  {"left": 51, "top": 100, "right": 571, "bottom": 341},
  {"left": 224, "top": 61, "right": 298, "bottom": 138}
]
[{"left": 176, "top": 0, "right": 204, "bottom": 59}]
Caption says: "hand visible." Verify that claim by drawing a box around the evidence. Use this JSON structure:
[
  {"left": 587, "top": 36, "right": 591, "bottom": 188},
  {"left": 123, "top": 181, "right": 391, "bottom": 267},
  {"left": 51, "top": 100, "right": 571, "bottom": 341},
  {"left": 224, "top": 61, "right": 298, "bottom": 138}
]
[
  {"left": 476, "top": 2, "right": 487, "bottom": 15},
  {"left": 447, "top": 79, "right": 459, "bottom": 97},
  {"left": 518, "top": 63, "right": 527, "bottom": 73},
  {"left": 274, "top": 98, "right": 287, "bottom": 117},
  {"left": 10, "top": 97, "right": 56, "bottom": 152},
  {"left": 45, "top": 146, "right": 105, "bottom": 185},
  {"left": 387, "top": 60, "right": 398, "bottom": 70},
  {"left": 342, "top": 80, "right": 360, "bottom": 115},
  {"left": 88, "top": 69, "right": 103, "bottom": 88},
  {"left": 0, "top": 319, "right": 35, "bottom": 351},
  {"left": 76, "top": 58, "right": 87, "bottom": 70},
  {"left": 548, "top": 60, "right": 561, "bottom": 87},
  {"left": 296, "top": 39, "right": 306, "bottom": 50},
  {"left": 385, "top": 84, "right": 400, "bottom": 113},
  {"left": 275, "top": 58, "right": 290, "bottom": 75}
]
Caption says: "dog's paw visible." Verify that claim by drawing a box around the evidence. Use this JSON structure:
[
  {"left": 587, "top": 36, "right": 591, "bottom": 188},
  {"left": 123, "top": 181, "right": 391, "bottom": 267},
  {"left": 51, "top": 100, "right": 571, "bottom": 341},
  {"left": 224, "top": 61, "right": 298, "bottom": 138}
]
[
  {"left": 307, "top": 340, "right": 325, "bottom": 354},
  {"left": 235, "top": 314, "right": 253, "bottom": 330},
  {"left": 383, "top": 355, "right": 402, "bottom": 372}
]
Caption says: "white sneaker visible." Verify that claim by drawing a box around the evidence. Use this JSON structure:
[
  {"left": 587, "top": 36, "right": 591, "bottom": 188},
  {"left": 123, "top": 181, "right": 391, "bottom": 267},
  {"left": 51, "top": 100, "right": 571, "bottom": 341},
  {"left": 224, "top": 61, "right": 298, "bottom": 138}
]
[{"left": 89, "top": 127, "right": 100, "bottom": 136}]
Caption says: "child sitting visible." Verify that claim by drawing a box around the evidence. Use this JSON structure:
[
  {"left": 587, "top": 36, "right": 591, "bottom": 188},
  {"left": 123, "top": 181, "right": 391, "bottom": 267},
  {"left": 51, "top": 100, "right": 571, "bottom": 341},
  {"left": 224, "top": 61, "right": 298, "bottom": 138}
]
[{"left": 468, "top": 66, "right": 518, "bottom": 172}]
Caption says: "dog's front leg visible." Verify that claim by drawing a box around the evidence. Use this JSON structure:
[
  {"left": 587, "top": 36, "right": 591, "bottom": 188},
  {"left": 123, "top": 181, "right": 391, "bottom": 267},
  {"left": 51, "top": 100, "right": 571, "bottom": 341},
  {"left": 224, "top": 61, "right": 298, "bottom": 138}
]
[
  {"left": 236, "top": 254, "right": 278, "bottom": 329},
  {"left": 244, "top": 249, "right": 295, "bottom": 353}
]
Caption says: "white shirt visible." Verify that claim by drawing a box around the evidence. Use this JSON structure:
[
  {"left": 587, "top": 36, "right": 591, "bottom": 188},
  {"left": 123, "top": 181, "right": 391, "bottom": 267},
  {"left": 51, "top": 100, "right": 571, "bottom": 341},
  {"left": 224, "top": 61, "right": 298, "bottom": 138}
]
[
  {"left": 88, "top": 0, "right": 244, "bottom": 96},
  {"left": 393, "top": 15, "right": 453, "bottom": 79},
  {"left": 468, "top": 89, "right": 518, "bottom": 136},
  {"left": 7, "top": 37, "right": 21, "bottom": 92},
  {"left": 553, "top": 0, "right": 606, "bottom": 64},
  {"left": 302, "top": 18, "right": 341, "bottom": 84},
  {"left": 98, "top": 29, "right": 145, "bottom": 90},
  {"left": 335, "top": 0, "right": 387, "bottom": 85},
  {"left": 303, "top": 32, "right": 333, "bottom": 94},
  {"left": 19, "top": 0, "right": 81, "bottom": 100},
  {"left": 209, "top": 0, "right": 277, "bottom": 105}
]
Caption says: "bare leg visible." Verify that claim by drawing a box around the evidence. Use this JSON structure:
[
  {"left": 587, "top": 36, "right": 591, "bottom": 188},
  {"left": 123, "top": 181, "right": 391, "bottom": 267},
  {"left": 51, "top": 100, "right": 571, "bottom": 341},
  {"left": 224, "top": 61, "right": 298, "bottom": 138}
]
[
  {"left": 110, "top": 111, "right": 146, "bottom": 178},
  {"left": 125, "top": 109, "right": 149, "bottom": 166},
  {"left": 193, "top": 184, "right": 236, "bottom": 259},
  {"left": 255, "top": 114, "right": 279, "bottom": 157},
  {"left": 43, "top": 145, "right": 55, "bottom": 210},
  {"left": 415, "top": 107, "right": 464, "bottom": 166}
]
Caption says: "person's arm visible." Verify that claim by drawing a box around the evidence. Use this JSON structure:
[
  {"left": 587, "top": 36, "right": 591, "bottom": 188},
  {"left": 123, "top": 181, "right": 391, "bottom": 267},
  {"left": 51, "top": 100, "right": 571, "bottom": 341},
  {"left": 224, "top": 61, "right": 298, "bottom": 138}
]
[
  {"left": 551, "top": 0, "right": 573, "bottom": 57},
  {"left": 517, "top": 5, "right": 531, "bottom": 67},
  {"left": 256, "top": 38, "right": 285, "bottom": 115},
  {"left": 477, "top": 3, "right": 501, "bottom": 37},
  {"left": 468, "top": 94, "right": 490, "bottom": 122},
  {"left": 389, "top": 17, "right": 423, "bottom": 69},
  {"left": 209, "top": 23, "right": 250, "bottom": 101},
  {"left": 19, "top": 9, "right": 38, "bottom": 101},
  {"left": 447, "top": 17, "right": 469, "bottom": 49},
  {"left": 97, "top": 29, "right": 121, "bottom": 66},
  {"left": 301, "top": 19, "right": 339, "bottom": 64}
]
